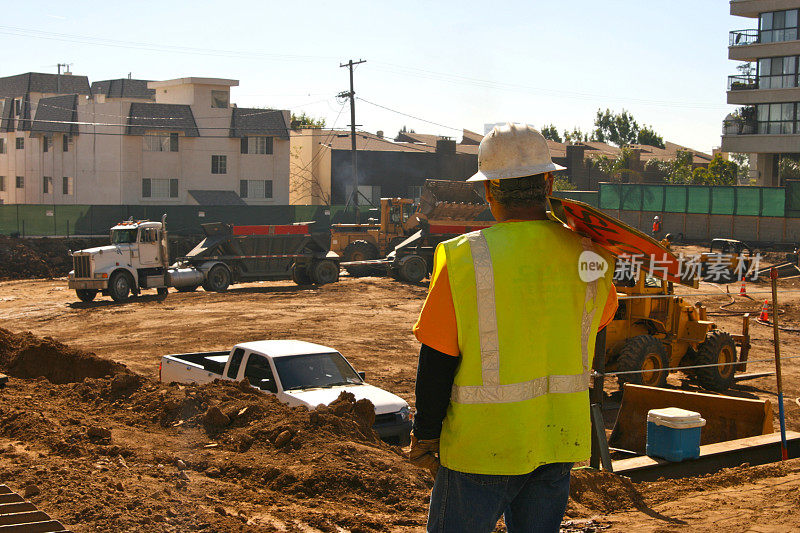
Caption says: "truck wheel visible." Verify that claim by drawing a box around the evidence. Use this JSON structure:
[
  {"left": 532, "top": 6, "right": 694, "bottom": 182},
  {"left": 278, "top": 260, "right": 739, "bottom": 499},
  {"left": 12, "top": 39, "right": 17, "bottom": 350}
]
[
  {"left": 291, "top": 264, "right": 313, "bottom": 286},
  {"left": 615, "top": 335, "right": 669, "bottom": 388},
  {"left": 311, "top": 260, "right": 339, "bottom": 285},
  {"left": 343, "top": 240, "right": 378, "bottom": 277},
  {"left": 694, "top": 331, "right": 737, "bottom": 392},
  {"left": 108, "top": 271, "right": 133, "bottom": 302},
  {"left": 203, "top": 265, "right": 231, "bottom": 292},
  {"left": 397, "top": 255, "right": 427, "bottom": 283},
  {"left": 176, "top": 285, "right": 198, "bottom": 293},
  {"left": 75, "top": 289, "right": 97, "bottom": 302}
]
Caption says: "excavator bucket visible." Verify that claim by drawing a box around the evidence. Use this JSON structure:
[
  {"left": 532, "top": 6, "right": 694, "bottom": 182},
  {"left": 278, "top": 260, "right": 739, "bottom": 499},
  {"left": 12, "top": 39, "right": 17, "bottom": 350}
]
[
  {"left": 418, "top": 179, "right": 487, "bottom": 221},
  {"left": 608, "top": 384, "right": 773, "bottom": 455}
]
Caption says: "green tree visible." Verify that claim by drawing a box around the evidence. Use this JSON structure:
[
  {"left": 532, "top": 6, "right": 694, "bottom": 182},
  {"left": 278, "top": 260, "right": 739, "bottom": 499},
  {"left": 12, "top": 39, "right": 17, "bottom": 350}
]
[
  {"left": 591, "top": 147, "right": 639, "bottom": 183},
  {"left": 563, "top": 127, "right": 588, "bottom": 144},
  {"left": 540, "top": 124, "right": 562, "bottom": 143},
  {"left": 705, "top": 154, "right": 738, "bottom": 185},
  {"left": 290, "top": 112, "right": 326, "bottom": 130},
  {"left": 636, "top": 125, "right": 665, "bottom": 148},
  {"left": 730, "top": 153, "right": 750, "bottom": 182},
  {"left": 779, "top": 157, "right": 800, "bottom": 181},
  {"left": 552, "top": 174, "right": 575, "bottom": 191},
  {"left": 592, "top": 108, "right": 639, "bottom": 146}
]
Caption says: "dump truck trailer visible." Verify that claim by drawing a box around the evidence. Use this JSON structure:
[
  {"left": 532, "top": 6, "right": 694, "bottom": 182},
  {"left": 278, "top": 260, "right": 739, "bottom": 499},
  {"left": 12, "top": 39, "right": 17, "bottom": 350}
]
[{"left": 68, "top": 217, "right": 339, "bottom": 302}]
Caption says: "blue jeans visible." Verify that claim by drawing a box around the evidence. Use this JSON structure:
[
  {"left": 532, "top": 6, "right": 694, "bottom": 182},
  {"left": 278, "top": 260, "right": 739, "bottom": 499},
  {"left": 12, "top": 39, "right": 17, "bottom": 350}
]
[{"left": 427, "top": 462, "right": 573, "bottom": 533}]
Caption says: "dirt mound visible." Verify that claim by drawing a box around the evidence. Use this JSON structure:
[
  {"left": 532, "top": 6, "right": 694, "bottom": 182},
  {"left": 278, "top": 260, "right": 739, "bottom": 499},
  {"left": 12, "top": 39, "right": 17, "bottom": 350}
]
[
  {"left": 0, "top": 327, "right": 131, "bottom": 383},
  {"left": 0, "top": 236, "right": 104, "bottom": 280},
  {"left": 568, "top": 469, "right": 647, "bottom": 515}
]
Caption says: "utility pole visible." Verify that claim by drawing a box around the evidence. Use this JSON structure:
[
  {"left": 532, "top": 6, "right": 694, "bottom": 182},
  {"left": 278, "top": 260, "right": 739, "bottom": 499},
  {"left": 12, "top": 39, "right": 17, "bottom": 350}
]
[{"left": 338, "top": 59, "right": 366, "bottom": 222}]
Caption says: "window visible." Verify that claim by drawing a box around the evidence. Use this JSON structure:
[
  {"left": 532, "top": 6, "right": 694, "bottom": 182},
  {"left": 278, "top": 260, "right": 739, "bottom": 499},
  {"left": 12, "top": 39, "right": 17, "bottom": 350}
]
[
  {"left": 16, "top": 137, "right": 23, "bottom": 150},
  {"left": 0, "top": 138, "right": 5, "bottom": 154},
  {"left": 16, "top": 176, "right": 24, "bottom": 188},
  {"left": 757, "top": 56, "right": 798, "bottom": 89},
  {"left": 62, "top": 134, "right": 69, "bottom": 152},
  {"left": 244, "top": 353, "right": 278, "bottom": 393},
  {"left": 62, "top": 176, "right": 73, "bottom": 195},
  {"left": 0, "top": 176, "right": 5, "bottom": 192},
  {"left": 142, "top": 178, "right": 179, "bottom": 198},
  {"left": 43, "top": 176, "right": 52, "bottom": 194},
  {"left": 139, "top": 228, "right": 158, "bottom": 243},
  {"left": 757, "top": 102, "right": 798, "bottom": 134},
  {"left": 227, "top": 348, "right": 245, "bottom": 379},
  {"left": 42, "top": 136, "right": 49, "bottom": 153},
  {"left": 211, "top": 90, "right": 229, "bottom": 108},
  {"left": 144, "top": 132, "right": 179, "bottom": 152},
  {"left": 240, "top": 136, "right": 274, "bottom": 155},
  {"left": 760, "top": 9, "right": 799, "bottom": 43},
  {"left": 239, "top": 179, "right": 273, "bottom": 199},
  {"left": 211, "top": 155, "right": 227, "bottom": 174}
]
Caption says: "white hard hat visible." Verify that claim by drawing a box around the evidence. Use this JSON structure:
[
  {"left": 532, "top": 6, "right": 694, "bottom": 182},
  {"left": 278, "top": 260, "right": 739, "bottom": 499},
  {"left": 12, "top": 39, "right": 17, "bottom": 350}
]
[
  {"left": 467, "top": 123, "right": 565, "bottom": 182},
  {"left": 654, "top": 216, "right": 660, "bottom": 220}
]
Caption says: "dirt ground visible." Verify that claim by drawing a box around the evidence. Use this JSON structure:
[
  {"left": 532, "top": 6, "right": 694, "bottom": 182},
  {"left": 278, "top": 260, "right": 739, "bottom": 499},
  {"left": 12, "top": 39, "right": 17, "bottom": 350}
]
[{"left": 2, "top": 243, "right": 800, "bottom": 531}]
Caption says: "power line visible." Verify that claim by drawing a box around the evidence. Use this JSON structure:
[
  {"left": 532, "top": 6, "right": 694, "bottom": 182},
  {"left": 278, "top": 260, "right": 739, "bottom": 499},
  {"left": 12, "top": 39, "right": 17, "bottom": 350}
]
[{"left": 357, "top": 97, "right": 462, "bottom": 132}]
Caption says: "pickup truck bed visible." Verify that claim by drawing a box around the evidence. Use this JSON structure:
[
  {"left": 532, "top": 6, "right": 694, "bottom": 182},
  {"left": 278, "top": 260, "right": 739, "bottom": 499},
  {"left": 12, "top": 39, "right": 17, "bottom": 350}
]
[{"left": 161, "top": 351, "right": 229, "bottom": 380}]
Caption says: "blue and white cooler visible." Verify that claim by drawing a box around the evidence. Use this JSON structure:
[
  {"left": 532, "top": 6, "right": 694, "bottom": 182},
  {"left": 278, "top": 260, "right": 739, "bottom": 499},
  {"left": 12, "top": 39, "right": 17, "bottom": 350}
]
[{"left": 646, "top": 407, "right": 706, "bottom": 462}]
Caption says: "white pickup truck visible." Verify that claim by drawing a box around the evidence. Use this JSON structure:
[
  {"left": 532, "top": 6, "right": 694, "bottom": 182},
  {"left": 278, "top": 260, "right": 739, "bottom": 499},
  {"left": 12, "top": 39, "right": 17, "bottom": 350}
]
[{"left": 159, "top": 340, "right": 412, "bottom": 445}]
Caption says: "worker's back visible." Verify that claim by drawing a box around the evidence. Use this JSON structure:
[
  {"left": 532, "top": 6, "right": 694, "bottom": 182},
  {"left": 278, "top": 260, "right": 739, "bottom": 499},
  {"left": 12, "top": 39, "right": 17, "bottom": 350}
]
[{"left": 439, "top": 219, "right": 614, "bottom": 475}]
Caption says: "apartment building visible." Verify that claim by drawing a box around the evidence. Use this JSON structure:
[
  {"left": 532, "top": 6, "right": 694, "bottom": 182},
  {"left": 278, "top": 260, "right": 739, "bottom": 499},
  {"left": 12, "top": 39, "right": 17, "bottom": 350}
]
[
  {"left": 0, "top": 72, "right": 290, "bottom": 205},
  {"left": 722, "top": 0, "right": 800, "bottom": 186}
]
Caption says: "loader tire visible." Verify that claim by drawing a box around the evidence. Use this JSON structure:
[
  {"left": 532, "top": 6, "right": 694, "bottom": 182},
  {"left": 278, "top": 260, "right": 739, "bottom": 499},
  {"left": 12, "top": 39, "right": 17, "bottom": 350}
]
[
  {"left": 203, "top": 264, "right": 231, "bottom": 292},
  {"left": 615, "top": 335, "right": 669, "bottom": 388},
  {"left": 343, "top": 240, "right": 378, "bottom": 277},
  {"left": 108, "top": 271, "right": 133, "bottom": 303},
  {"left": 75, "top": 289, "right": 97, "bottom": 302},
  {"left": 311, "top": 259, "right": 339, "bottom": 285},
  {"left": 694, "top": 330, "right": 737, "bottom": 392}
]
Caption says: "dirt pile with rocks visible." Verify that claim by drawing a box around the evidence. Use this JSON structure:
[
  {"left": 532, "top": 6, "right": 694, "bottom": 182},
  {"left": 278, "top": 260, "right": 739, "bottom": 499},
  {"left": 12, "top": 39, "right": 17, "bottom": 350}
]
[{"left": 0, "top": 236, "right": 105, "bottom": 280}]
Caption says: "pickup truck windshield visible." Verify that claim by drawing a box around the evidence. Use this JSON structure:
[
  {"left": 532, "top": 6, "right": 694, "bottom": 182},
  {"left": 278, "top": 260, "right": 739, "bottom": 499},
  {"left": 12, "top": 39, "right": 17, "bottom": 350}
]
[
  {"left": 111, "top": 229, "right": 138, "bottom": 244},
  {"left": 274, "top": 352, "right": 362, "bottom": 390}
]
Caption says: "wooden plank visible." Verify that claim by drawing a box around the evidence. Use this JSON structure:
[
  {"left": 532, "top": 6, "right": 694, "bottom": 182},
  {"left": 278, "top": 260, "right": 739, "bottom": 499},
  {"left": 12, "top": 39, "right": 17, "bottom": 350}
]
[
  {"left": 0, "top": 513, "right": 49, "bottom": 526},
  {"left": 0, "top": 495, "right": 23, "bottom": 505},
  {"left": 613, "top": 431, "right": 800, "bottom": 482},
  {"left": 0, "top": 486, "right": 12, "bottom": 495},
  {"left": 0, "top": 504, "right": 37, "bottom": 515},
  {"left": 0, "top": 374, "right": 7, "bottom": 388},
  {"left": 0, "top": 521, "right": 66, "bottom": 533}
]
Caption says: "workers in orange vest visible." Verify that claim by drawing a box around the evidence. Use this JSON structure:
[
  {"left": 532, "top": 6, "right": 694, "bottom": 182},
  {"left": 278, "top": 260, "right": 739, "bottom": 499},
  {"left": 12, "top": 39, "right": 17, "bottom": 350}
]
[{"left": 652, "top": 215, "right": 662, "bottom": 238}]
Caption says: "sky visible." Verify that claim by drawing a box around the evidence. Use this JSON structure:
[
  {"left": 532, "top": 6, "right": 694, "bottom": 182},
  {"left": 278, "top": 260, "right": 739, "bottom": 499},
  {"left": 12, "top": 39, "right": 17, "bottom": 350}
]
[{"left": 1, "top": 1, "right": 747, "bottom": 153}]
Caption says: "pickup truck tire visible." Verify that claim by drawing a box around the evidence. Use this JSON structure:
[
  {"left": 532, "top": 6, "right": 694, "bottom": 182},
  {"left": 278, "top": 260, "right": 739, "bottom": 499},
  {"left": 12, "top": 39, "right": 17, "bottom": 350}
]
[
  {"left": 311, "top": 260, "right": 339, "bottom": 285},
  {"left": 203, "top": 264, "right": 231, "bottom": 292},
  {"left": 397, "top": 255, "right": 427, "bottom": 283},
  {"left": 76, "top": 289, "right": 97, "bottom": 302},
  {"left": 343, "top": 240, "right": 378, "bottom": 277},
  {"left": 291, "top": 264, "right": 313, "bottom": 286},
  {"left": 108, "top": 271, "right": 133, "bottom": 302}
]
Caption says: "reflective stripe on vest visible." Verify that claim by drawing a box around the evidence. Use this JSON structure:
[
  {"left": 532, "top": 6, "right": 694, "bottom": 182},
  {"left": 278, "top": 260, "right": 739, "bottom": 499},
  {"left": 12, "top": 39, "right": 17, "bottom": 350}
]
[{"left": 450, "top": 232, "right": 599, "bottom": 405}]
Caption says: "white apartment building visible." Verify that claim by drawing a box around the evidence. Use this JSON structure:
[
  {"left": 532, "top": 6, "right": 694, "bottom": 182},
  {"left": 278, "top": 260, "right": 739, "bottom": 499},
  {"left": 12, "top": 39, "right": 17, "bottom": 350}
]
[
  {"left": 0, "top": 72, "right": 290, "bottom": 205},
  {"left": 723, "top": 0, "right": 800, "bottom": 186}
]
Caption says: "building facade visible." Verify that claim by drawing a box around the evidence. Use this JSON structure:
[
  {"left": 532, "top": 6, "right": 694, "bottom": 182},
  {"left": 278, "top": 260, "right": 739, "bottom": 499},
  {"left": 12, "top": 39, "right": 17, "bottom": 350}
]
[
  {"left": 722, "top": 0, "right": 800, "bottom": 186},
  {"left": 0, "top": 73, "right": 290, "bottom": 205}
]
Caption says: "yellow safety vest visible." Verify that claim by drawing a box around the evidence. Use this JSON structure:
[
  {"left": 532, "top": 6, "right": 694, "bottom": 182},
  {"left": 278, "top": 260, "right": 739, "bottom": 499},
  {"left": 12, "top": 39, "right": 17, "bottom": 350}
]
[{"left": 438, "top": 220, "right": 613, "bottom": 475}]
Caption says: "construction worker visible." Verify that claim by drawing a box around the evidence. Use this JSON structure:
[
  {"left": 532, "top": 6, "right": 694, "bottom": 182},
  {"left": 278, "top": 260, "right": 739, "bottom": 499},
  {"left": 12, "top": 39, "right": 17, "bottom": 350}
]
[
  {"left": 409, "top": 123, "right": 618, "bottom": 533},
  {"left": 652, "top": 215, "right": 662, "bottom": 239}
]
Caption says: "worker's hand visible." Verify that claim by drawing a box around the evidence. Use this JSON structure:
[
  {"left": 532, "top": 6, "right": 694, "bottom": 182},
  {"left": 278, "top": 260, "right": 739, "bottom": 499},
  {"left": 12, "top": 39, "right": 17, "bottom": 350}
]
[{"left": 409, "top": 435, "right": 440, "bottom": 478}]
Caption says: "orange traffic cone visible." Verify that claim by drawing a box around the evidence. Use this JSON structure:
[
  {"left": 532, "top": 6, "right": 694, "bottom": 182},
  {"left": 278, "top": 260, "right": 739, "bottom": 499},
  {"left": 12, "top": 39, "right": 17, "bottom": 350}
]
[
  {"left": 759, "top": 299, "right": 770, "bottom": 321},
  {"left": 740, "top": 279, "right": 747, "bottom": 295}
]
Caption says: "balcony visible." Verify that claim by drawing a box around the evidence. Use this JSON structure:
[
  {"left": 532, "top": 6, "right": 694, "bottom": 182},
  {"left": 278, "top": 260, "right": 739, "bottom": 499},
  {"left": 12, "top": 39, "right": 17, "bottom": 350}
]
[
  {"left": 722, "top": 116, "right": 757, "bottom": 136},
  {"left": 728, "top": 74, "right": 758, "bottom": 90},
  {"left": 730, "top": 29, "right": 759, "bottom": 46}
]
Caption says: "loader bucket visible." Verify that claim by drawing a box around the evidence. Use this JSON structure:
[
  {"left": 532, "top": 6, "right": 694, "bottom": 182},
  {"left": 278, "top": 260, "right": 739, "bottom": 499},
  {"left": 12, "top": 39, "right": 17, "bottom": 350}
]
[
  {"left": 608, "top": 384, "right": 773, "bottom": 455},
  {"left": 418, "top": 180, "right": 487, "bottom": 220}
]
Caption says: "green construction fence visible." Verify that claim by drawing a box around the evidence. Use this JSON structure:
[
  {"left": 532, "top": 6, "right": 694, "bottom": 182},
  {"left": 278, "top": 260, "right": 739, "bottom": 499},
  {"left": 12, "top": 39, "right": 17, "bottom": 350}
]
[
  {"left": 598, "top": 183, "right": 790, "bottom": 217},
  {"left": 0, "top": 204, "right": 374, "bottom": 237}
]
